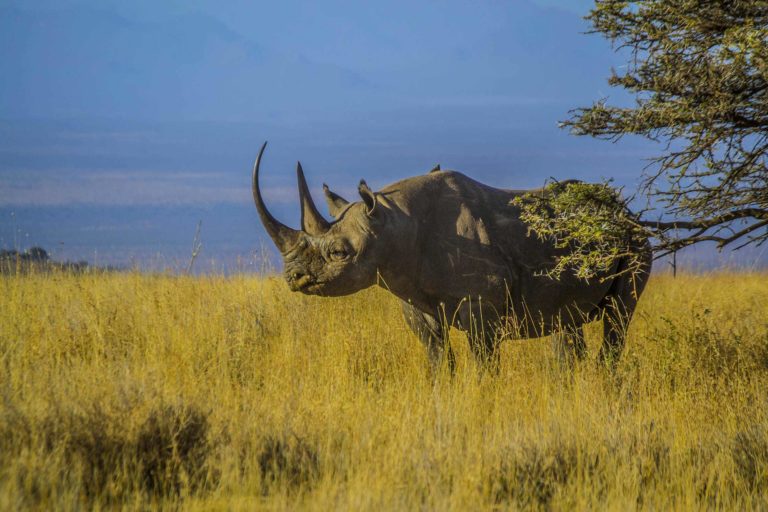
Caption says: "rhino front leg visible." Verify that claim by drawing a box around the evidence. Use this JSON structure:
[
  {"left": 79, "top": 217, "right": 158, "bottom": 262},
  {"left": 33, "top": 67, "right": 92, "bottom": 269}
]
[
  {"left": 551, "top": 325, "right": 587, "bottom": 368},
  {"left": 400, "top": 301, "right": 455, "bottom": 374}
]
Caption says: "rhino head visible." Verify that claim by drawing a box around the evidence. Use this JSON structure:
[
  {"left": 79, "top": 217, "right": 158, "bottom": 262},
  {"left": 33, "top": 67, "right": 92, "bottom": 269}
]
[{"left": 252, "top": 142, "right": 392, "bottom": 296}]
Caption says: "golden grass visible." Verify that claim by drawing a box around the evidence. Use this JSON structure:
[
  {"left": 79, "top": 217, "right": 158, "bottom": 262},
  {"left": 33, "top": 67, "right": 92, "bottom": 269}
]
[{"left": 1, "top": 270, "right": 767, "bottom": 510}]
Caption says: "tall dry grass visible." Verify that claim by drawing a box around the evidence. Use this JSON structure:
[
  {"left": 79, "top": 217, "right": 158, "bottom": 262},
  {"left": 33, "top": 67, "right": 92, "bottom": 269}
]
[{"left": 1, "top": 270, "right": 767, "bottom": 510}]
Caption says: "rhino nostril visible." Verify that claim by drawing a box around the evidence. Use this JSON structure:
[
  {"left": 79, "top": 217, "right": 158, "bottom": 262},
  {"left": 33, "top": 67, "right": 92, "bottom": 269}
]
[{"left": 291, "top": 272, "right": 302, "bottom": 280}]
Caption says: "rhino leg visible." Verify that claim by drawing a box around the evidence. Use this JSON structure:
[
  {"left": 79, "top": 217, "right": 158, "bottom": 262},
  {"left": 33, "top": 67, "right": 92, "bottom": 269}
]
[
  {"left": 468, "top": 328, "right": 500, "bottom": 369},
  {"left": 457, "top": 303, "right": 500, "bottom": 368},
  {"left": 598, "top": 298, "right": 632, "bottom": 368},
  {"left": 551, "top": 325, "right": 587, "bottom": 367},
  {"left": 400, "top": 301, "right": 455, "bottom": 374},
  {"left": 597, "top": 256, "right": 651, "bottom": 368}
]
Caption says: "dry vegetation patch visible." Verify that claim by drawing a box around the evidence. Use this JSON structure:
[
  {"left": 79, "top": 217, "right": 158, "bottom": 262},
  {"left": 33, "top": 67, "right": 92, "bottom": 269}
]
[{"left": 1, "top": 271, "right": 767, "bottom": 509}]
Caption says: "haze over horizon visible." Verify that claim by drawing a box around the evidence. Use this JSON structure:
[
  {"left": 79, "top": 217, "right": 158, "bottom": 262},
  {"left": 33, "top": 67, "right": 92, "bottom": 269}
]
[{"left": 2, "top": 0, "right": 765, "bottom": 270}]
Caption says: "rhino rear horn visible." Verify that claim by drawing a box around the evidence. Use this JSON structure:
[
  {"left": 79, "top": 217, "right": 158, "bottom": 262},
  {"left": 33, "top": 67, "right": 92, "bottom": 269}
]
[
  {"left": 296, "top": 162, "right": 331, "bottom": 235},
  {"left": 251, "top": 142, "right": 301, "bottom": 253},
  {"left": 322, "top": 184, "right": 350, "bottom": 218}
]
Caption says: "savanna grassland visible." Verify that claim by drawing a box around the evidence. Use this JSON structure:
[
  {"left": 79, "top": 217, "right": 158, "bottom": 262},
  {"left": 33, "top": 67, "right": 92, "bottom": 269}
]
[{"left": 1, "top": 270, "right": 767, "bottom": 510}]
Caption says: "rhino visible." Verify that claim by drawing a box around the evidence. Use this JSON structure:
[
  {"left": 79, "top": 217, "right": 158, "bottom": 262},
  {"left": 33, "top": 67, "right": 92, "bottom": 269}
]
[{"left": 251, "top": 142, "right": 652, "bottom": 370}]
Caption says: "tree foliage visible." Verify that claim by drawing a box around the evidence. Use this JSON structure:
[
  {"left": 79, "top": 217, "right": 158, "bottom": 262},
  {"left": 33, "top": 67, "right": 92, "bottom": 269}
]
[
  {"left": 521, "top": 0, "right": 768, "bottom": 279},
  {"left": 513, "top": 181, "right": 648, "bottom": 281}
]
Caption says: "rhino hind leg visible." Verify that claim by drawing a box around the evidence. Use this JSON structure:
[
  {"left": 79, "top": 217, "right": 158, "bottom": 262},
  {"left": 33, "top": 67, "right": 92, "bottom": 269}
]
[
  {"left": 551, "top": 325, "right": 587, "bottom": 368},
  {"left": 401, "top": 301, "right": 455, "bottom": 375},
  {"left": 597, "top": 254, "right": 651, "bottom": 368},
  {"left": 466, "top": 324, "right": 500, "bottom": 368},
  {"left": 468, "top": 329, "right": 501, "bottom": 369},
  {"left": 456, "top": 302, "right": 501, "bottom": 369},
  {"left": 598, "top": 298, "right": 632, "bottom": 368}
]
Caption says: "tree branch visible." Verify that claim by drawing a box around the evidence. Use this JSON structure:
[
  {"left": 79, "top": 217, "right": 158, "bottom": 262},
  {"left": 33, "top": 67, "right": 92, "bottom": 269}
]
[{"left": 638, "top": 208, "right": 768, "bottom": 231}]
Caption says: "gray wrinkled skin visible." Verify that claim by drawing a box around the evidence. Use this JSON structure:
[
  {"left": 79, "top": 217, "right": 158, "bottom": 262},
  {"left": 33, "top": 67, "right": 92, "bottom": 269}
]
[{"left": 252, "top": 142, "right": 652, "bottom": 371}]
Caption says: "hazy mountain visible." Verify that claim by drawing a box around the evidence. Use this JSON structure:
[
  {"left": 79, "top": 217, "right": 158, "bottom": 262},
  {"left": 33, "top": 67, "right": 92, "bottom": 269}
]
[
  {"left": 5, "top": 1, "right": 755, "bottom": 270},
  {"left": 0, "top": 4, "right": 373, "bottom": 121},
  {"left": 0, "top": 1, "right": 615, "bottom": 122}
]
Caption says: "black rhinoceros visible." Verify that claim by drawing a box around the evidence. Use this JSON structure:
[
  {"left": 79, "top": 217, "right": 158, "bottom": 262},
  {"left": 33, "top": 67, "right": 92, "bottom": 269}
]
[{"left": 251, "top": 142, "right": 651, "bottom": 370}]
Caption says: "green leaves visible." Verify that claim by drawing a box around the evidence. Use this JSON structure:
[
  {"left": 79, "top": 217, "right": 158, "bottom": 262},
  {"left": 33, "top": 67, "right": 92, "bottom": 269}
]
[
  {"left": 562, "top": 0, "right": 768, "bottom": 258},
  {"left": 513, "top": 181, "right": 648, "bottom": 281}
]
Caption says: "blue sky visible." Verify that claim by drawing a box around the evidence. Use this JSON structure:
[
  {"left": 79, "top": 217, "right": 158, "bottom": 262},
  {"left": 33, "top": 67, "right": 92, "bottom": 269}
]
[
  {"left": 2, "top": 0, "right": 761, "bottom": 269},
  {"left": 1, "top": 0, "right": 610, "bottom": 122}
]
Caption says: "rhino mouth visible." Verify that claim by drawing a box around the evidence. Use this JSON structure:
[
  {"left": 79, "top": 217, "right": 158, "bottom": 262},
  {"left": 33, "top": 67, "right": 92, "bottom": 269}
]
[
  {"left": 297, "top": 281, "right": 323, "bottom": 292},
  {"left": 288, "top": 274, "right": 325, "bottom": 293}
]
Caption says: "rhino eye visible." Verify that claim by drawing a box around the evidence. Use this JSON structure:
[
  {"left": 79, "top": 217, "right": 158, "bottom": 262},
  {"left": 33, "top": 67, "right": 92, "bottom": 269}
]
[{"left": 329, "top": 247, "right": 349, "bottom": 261}]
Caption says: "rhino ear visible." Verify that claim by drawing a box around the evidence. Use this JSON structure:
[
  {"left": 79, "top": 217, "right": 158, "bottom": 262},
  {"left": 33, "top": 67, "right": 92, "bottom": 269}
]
[
  {"left": 428, "top": 164, "right": 441, "bottom": 173},
  {"left": 358, "top": 179, "right": 377, "bottom": 215},
  {"left": 322, "top": 183, "right": 350, "bottom": 218}
]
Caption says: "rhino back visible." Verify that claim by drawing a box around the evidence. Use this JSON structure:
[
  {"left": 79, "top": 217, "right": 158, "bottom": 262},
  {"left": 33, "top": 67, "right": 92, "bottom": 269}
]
[{"left": 380, "top": 171, "right": 614, "bottom": 324}]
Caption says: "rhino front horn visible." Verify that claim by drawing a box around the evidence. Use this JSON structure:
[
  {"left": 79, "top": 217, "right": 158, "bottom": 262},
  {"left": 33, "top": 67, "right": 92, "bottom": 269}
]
[
  {"left": 296, "top": 162, "right": 331, "bottom": 235},
  {"left": 251, "top": 142, "right": 301, "bottom": 253}
]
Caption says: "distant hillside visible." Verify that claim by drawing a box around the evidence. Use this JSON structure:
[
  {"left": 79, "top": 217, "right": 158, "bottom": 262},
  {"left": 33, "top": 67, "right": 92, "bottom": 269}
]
[
  {"left": 0, "top": 2, "right": 612, "bottom": 122},
  {"left": 0, "top": 246, "right": 116, "bottom": 274},
  {"left": 0, "top": 5, "right": 373, "bottom": 121}
]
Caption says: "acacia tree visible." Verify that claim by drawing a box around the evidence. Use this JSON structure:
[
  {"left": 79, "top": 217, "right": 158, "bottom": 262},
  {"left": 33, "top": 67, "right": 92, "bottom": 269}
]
[{"left": 517, "top": 0, "right": 768, "bottom": 279}]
